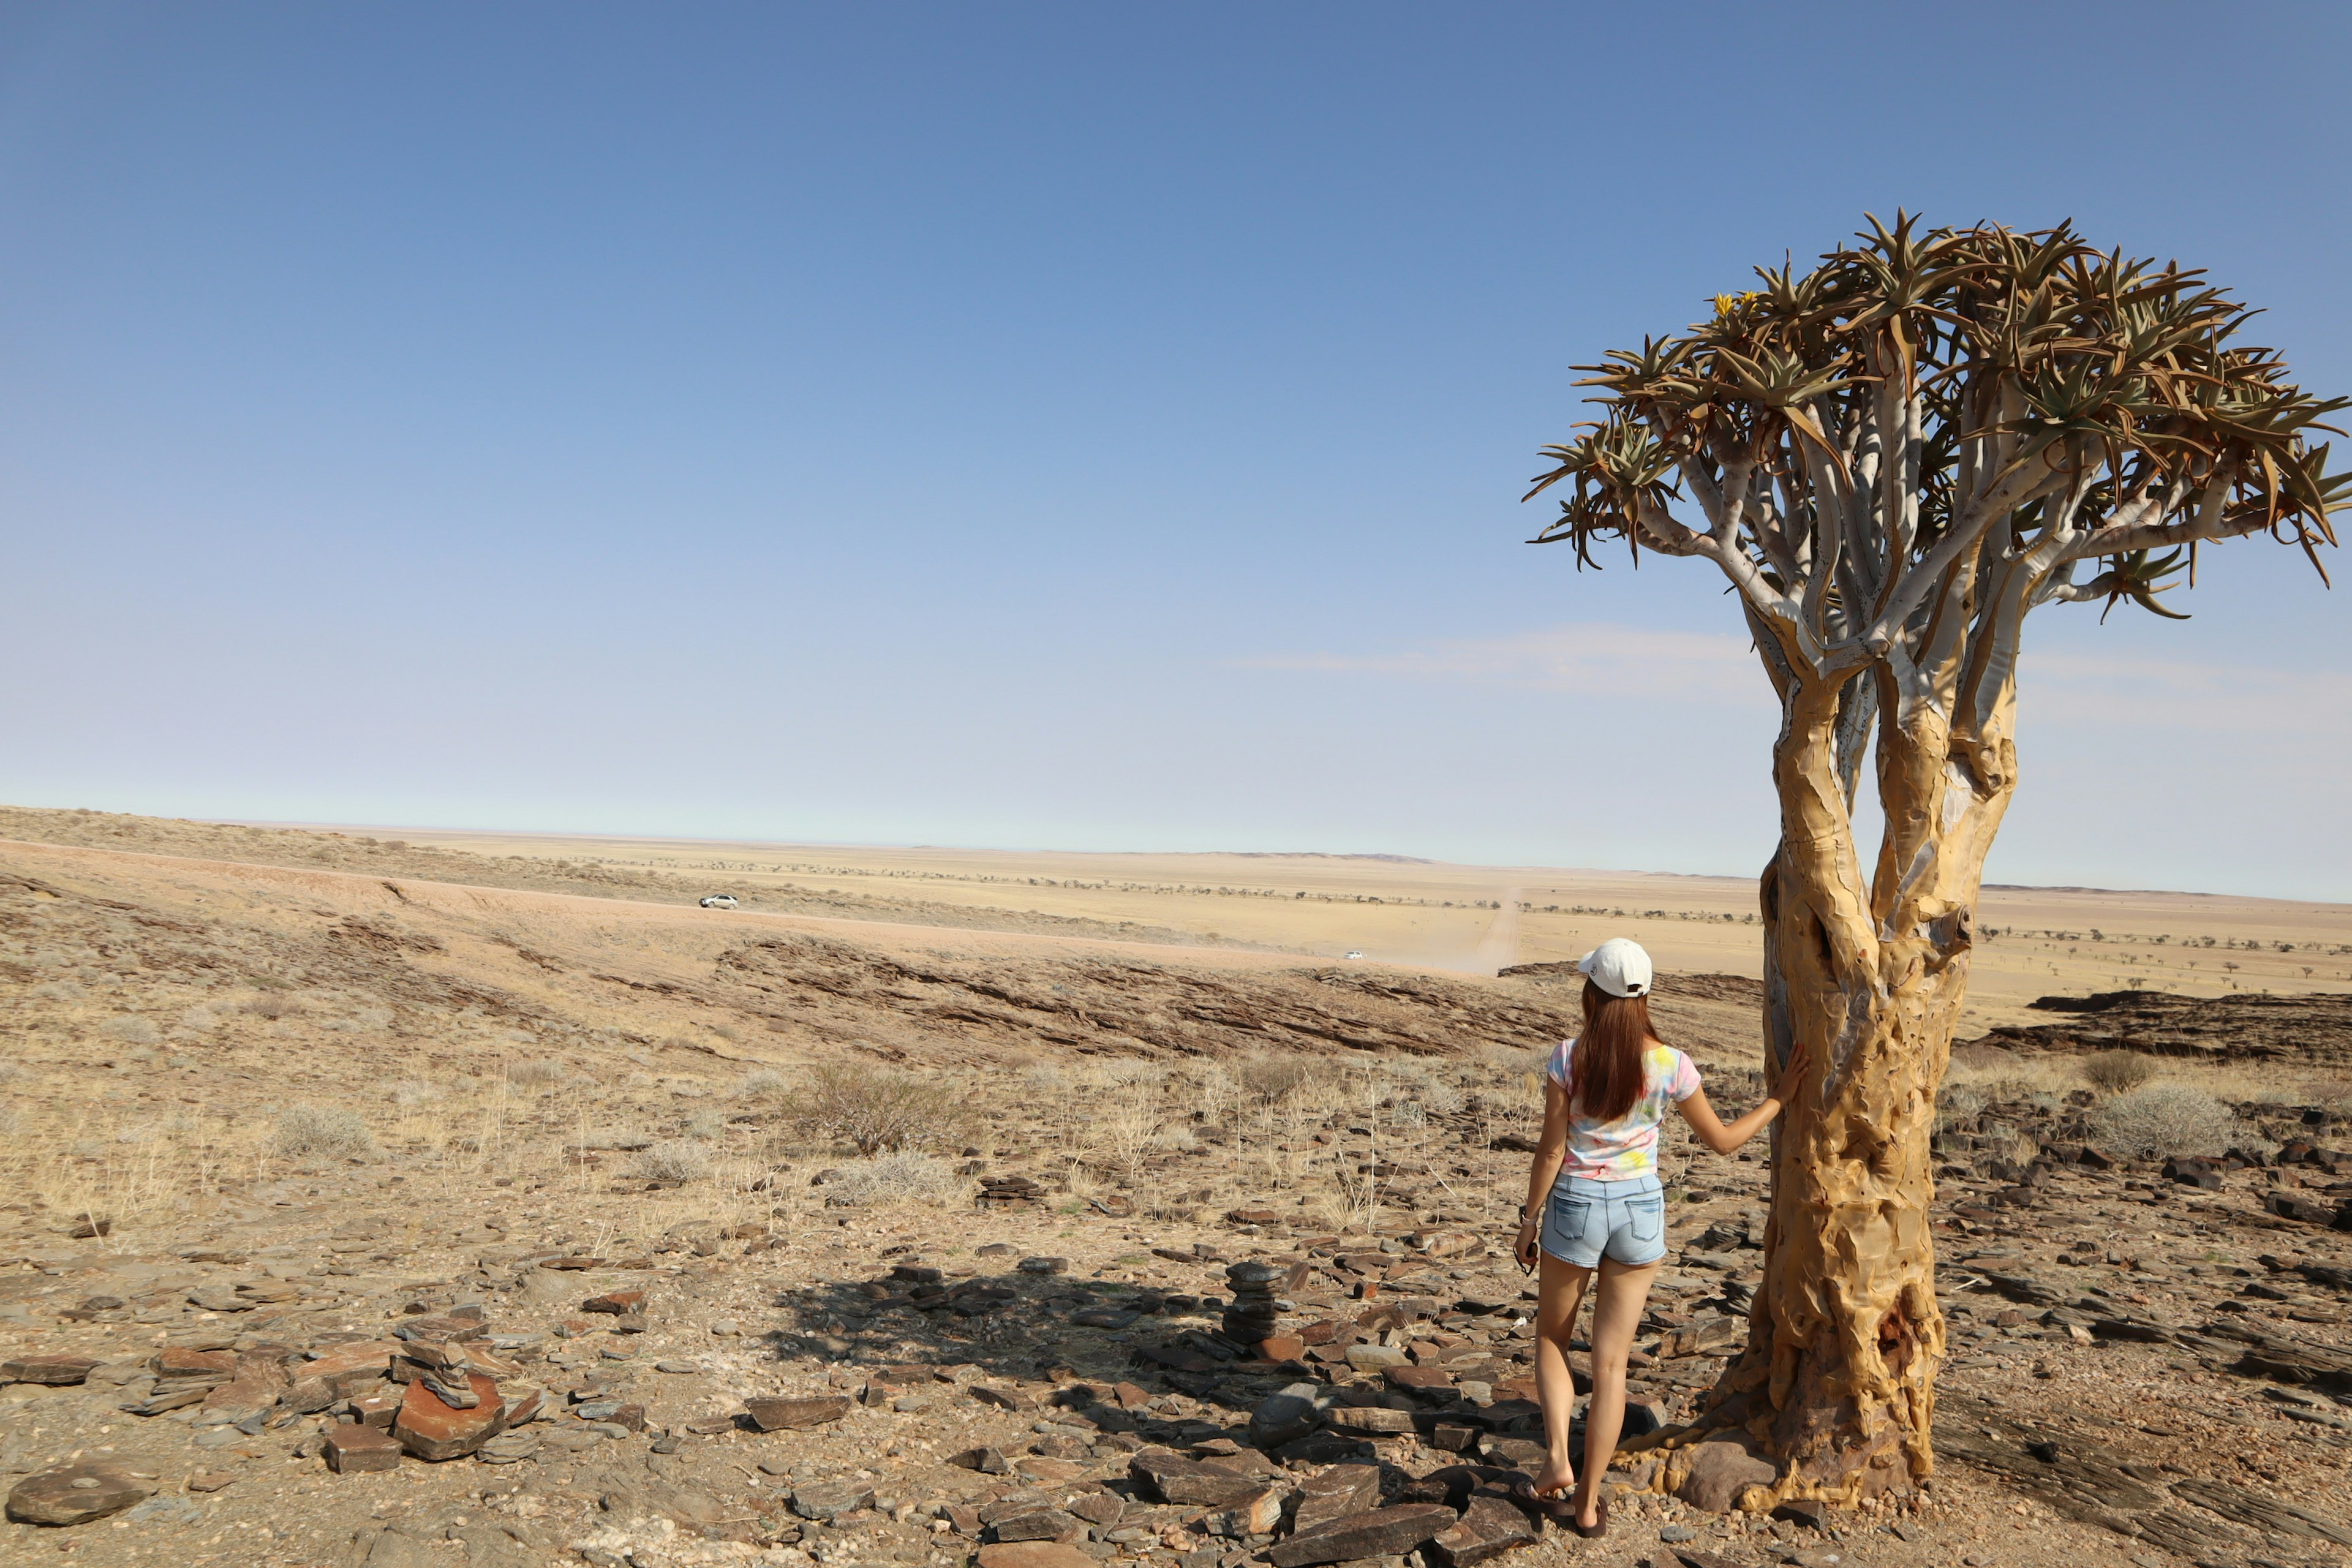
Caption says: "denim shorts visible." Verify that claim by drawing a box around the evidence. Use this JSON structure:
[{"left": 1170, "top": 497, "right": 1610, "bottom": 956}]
[{"left": 1540, "top": 1172, "right": 1667, "bottom": 1267}]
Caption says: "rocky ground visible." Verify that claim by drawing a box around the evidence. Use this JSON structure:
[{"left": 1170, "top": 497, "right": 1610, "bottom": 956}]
[{"left": 2, "top": 823, "right": 2350, "bottom": 1568}]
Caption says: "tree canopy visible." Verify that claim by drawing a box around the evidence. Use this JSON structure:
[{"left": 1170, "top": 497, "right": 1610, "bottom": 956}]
[{"left": 1526, "top": 216, "right": 2347, "bottom": 729}]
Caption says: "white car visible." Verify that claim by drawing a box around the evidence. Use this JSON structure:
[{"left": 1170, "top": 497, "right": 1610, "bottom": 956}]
[
  {"left": 1343, "top": 950, "right": 1365, "bottom": 960},
  {"left": 698, "top": 895, "right": 740, "bottom": 910}
]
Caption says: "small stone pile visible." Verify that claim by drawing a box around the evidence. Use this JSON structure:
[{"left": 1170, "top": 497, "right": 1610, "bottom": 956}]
[
  {"left": 1222, "top": 1259, "right": 1283, "bottom": 1351},
  {"left": 975, "top": 1174, "right": 1044, "bottom": 1209}
]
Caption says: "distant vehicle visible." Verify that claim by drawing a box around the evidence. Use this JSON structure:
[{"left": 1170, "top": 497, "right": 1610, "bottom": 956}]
[
  {"left": 698, "top": 895, "right": 739, "bottom": 910},
  {"left": 1343, "top": 950, "right": 1365, "bottom": 960}
]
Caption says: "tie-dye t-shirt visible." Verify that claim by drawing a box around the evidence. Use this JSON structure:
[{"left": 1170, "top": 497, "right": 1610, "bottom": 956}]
[{"left": 1545, "top": 1036, "right": 1703, "bottom": 1181}]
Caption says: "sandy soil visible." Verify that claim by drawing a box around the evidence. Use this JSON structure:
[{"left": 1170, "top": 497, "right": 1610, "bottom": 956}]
[{"left": 0, "top": 806, "right": 2347, "bottom": 1568}]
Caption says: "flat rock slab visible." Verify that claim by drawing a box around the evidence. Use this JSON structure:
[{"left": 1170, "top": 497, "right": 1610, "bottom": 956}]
[
  {"left": 304, "top": 1341, "right": 401, "bottom": 1380},
  {"left": 744, "top": 1395, "right": 850, "bottom": 1431},
  {"left": 326, "top": 1423, "right": 403, "bottom": 1474},
  {"left": 2, "top": 1355, "right": 99, "bottom": 1385},
  {"left": 7, "top": 1464, "right": 154, "bottom": 1526},
  {"left": 1129, "top": 1450, "right": 1264, "bottom": 1507},
  {"left": 989, "top": 1507, "right": 1084, "bottom": 1543},
  {"left": 791, "top": 1481, "right": 876, "bottom": 1520},
  {"left": 1329, "top": 1405, "right": 1416, "bottom": 1433},
  {"left": 1291, "top": 1462, "right": 1385, "bottom": 1535},
  {"left": 1267, "top": 1504, "right": 1457, "bottom": 1568},
  {"left": 393, "top": 1373, "right": 507, "bottom": 1461},
  {"left": 1428, "top": 1493, "right": 1540, "bottom": 1566},
  {"left": 978, "top": 1545, "right": 1099, "bottom": 1568}
]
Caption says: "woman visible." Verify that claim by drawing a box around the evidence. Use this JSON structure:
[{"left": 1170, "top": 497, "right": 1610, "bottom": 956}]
[{"left": 1511, "top": 938, "right": 1804, "bottom": 1537}]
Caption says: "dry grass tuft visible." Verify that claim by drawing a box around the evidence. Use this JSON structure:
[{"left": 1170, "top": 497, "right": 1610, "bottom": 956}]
[
  {"left": 736, "top": 1068, "right": 790, "bottom": 1099},
  {"left": 1237, "top": 1052, "right": 1312, "bottom": 1104},
  {"left": 99, "top": 1015, "right": 160, "bottom": 1046},
  {"left": 2081, "top": 1050, "right": 2158, "bottom": 1094},
  {"left": 791, "top": 1061, "right": 971, "bottom": 1155},
  {"left": 818, "top": 1151, "right": 965, "bottom": 1207},
  {"left": 271, "top": 1104, "right": 375, "bottom": 1161},
  {"left": 2093, "top": 1082, "right": 2235, "bottom": 1159},
  {"left": 504, "top": 1058, "right": 569, "bottom": 1087},
  {"left": 635, "top": 1139, "right": 711, "bottom": 1183}
]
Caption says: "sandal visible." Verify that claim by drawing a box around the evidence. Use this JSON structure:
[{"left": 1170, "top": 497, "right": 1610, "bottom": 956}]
[
  {"left": 1509, "top": 1477, "right": 1577, "bottom": 1527},
  {"left": 1571, "top": 1491, "right": 1609, "bottom": 1539}
]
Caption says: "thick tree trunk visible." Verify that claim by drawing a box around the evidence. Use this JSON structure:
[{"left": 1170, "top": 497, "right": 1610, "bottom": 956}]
[{"left": 1661, "top": 664, "right": 2015, "bottom": 1507}]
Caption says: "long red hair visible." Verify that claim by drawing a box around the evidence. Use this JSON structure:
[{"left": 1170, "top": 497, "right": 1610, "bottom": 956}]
[{"left": 1568, "top": 981, "right": 1658, "bottom": 1123}]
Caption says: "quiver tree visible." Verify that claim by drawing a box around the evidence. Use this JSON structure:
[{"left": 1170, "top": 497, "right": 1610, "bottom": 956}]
[{"left": 1526, "top": 216, "right": 2346, "bottom": 1505}]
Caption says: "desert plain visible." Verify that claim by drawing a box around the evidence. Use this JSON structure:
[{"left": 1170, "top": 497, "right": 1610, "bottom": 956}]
[{"left": 1, "top": 803, "right": 2350, "bottom": 1568}]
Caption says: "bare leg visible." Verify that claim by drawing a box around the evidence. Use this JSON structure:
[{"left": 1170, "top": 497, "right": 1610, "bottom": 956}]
[
  {"left": 1576, "top": 1254, "right": 1659, "bottom": 1528},
  {"left": 1532, "top": 1246, "right": 1592, "bottom": 1499}
]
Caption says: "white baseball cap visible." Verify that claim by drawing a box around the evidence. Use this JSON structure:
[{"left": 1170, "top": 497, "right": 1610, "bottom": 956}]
[{"left": 1578, "top": 938, "right": 1654, "bottom": 998}]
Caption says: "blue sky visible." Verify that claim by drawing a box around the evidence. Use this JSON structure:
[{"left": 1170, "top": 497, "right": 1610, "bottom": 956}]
[{"left": 5, "top": 3, "right": 2349, "bottom": 900}]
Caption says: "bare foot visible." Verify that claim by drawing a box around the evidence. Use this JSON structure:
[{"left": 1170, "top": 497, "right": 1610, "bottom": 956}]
[{"left": 1529, "top": 1459, "right": 1575, "bottom": 1499}]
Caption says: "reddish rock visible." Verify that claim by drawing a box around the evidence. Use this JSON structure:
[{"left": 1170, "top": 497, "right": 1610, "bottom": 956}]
[
  {"left": 154, "top": 1348, "right": 237, "bottom": 1379},
  {"left": 325, "top": 1423, "right": 404, "bottom": 1474},
  {"left": 303, "top": 1340, "right": 401, "bottom": 1380},
  {"left": 1267, "top": 1504, "right": 1455, "bottom": 1567},
  {"left": 1110, "top": 1381, "right": 1153, "bottom": 1409},
  {"left": 1386, "top": 1365, "right": 1453, "bottom": 1393},
  {"left": 392, "top": 1372, "right": 507, "bottom": 1460},
  {"left": 742, "top": 1395, "right": 850, "bottom": 1431},
  {"left": 976, "top": 1545, "right": 1098, "bottom": 1568},
  {"left": 1258, "top": 1336, "right": 1307, "bottom": 1363},
  {"left": 1, "top": 1355, "right": 99, "bottom": 1386},
  {"left": 6, "top": 1464, "right": 152, "bottom": 1525},
  {"left": 583, "top": 1289, "right": 647, "bottom": 1314},
  {"left": 1297, "top": 1319, "right": 1345, "bottom": 1346}
]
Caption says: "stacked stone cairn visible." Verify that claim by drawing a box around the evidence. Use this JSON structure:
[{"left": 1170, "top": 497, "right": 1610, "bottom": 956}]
[
  {"left": 975, "top": 1174, "right": 1044, "bottom": 1210},
  {"left": 1221, "top": 1260, "right": 1283, "bottom": 1351}
]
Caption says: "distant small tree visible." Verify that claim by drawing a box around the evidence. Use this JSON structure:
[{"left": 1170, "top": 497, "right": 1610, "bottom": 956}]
[{"left": 1525, "top": 216, "right": 2343, "bottom": 1506}]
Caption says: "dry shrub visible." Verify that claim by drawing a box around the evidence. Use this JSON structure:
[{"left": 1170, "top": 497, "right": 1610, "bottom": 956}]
[
  {"left": 576, "top": 1127, "right": 651, "bottom": 1151},
  {"left": 175, "top": 1005, "right": 220, "bottom": 1035},
  {"left": 636, "top": 1139, "right": 711, "bottom": 1183},
  {"left": 391, "top": 1081, "right": 444, "bottom": 1109},
  {"left": 271, "top": 1104, "right": 375, "bottom": 1160},
  {"left": 792, "top": 1062, "right": 971, "bottom": 1155},
  {"left": 683, "top": 1109, "right": 725, "bottom": 1139},
  {"left": 244, "top": 994, "right": 298, "bottom": 1020},
  {"left": 737, "top": 1069, "right": 790, "bottom": 1099},
  {"left": 1191, "top": 1065, "right": 1237, "bottom": 1128},
  {"left": 1237, "top": 1052, "right": 1312, "bottom": 1104},
  {"left": 820, "top": 1152, "right": 964, "bottom": 1207},
  {"left": 505, "top": 1058, "right": 569, "bottom": 1087},
  {"left": 99, "top": 1016, "right": 160, "bottom": 1046},
  {"left": 2081, "top": 1051, "right": 2158, "bottom": 1094},
  {"left": 29, "top": 980, "right": 84, "bottom": 1002},
  {"left": 2093, "top": 1082, "right": 2234, "bottom": 1160}
]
